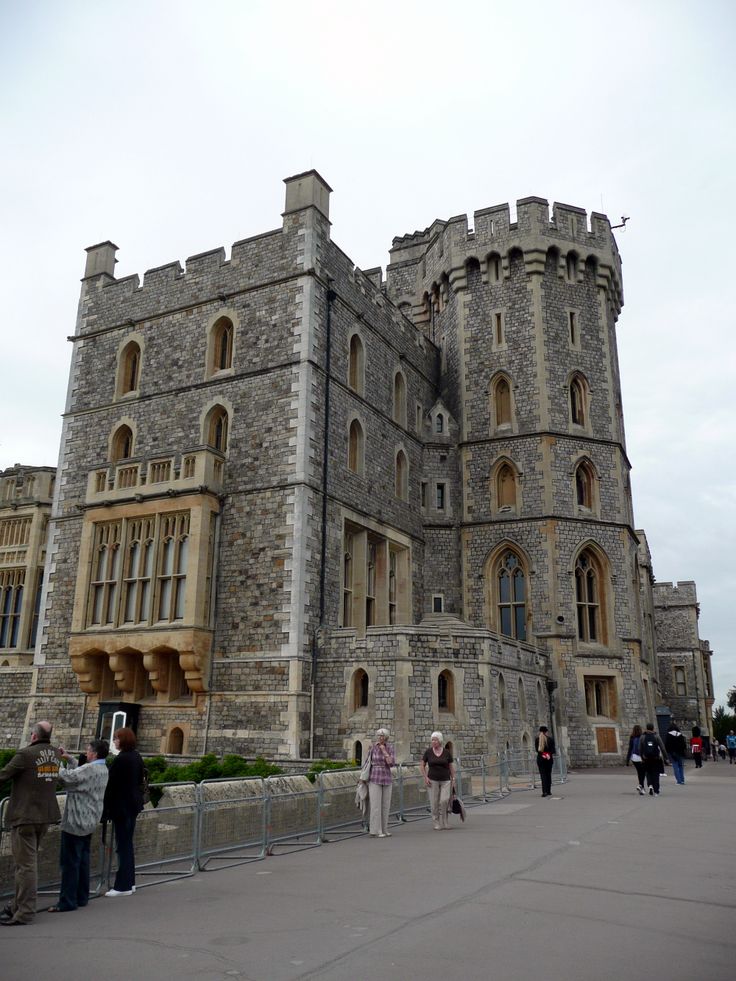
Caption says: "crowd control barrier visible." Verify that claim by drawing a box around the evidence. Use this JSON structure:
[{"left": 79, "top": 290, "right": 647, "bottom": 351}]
[{"left": 0, "top": 751, "right": 567, "bottom": 902}]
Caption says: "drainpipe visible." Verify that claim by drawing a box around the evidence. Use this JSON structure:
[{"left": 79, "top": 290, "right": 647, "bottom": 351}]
[{"left": 311, "top": 279, "right": 336, "bottom": 759}]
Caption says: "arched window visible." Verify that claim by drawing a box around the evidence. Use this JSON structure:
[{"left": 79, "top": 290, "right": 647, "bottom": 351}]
[
  {"left": 119, "top": 342, "right": 141, "bottom": 396},
  {"left": 499, "top": 673, "right": 508, "bottom": 722},
  {"left": 348, "top": 334, "right": 364, "bottom": 394},
  {"left": 570, "top": 375, "right": 587, "bottom": 427},
  {"left": 167, "top": 726, "right": 184, "bottom": 754},
  {"left": 393, "top": 372, "right": 407, "bottom": 427},
  {"left": 352, "top": 669, "right": 369, "bottom": 710},
  {"left": 353, "top": 740, "right": 363, "bottom": 765},
  {"left": 518, "top": 678, "right": 527, "bottom": 720},
  {"left": 395, "top": 450, "right": 408, "bottom": 500},
  {"left": 575, "top": 549, "right": 606, "bottom": 643},
  {"left": 496, "top": 463, "right": 517, "bottom": 510},
  {"left": 206, "top": 406, "right": 229, "bottom": 453},
  {"left": 494, "top": 550, "right": 527, "bottom": 641},
  {"left": 211, "top": 317, "right": 234, "bottom": 372},
  {"left": 438, "top": 669, "right": 455, "bottom": 712},
  {"left": 435, "top": 413, "right": 444, "bottom": 434},
  {"left": 675, "top": 667, "right": 687, "bottom": 696},
  {"left": 111, "top": 425, "right": 133, "bottom": 463},
  {"left": 348, "top": 419, "right": 364, "bottom": 474},
  {"left": 575, "top": 460, "right": 594, "bottom": 509},
  {"left": 566, "top": 251, "right": 579, "bottom": 282},
  {"left": 493, "top": 376, "right": 512, "bottom": 427}
]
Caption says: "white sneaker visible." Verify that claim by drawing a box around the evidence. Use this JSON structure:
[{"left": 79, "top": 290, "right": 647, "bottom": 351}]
[
  {"left": 105, "top": 889, "right": 133, "bottom": 897},
  {"left": 378, "top": 833, "right": 387, "bottom": 838},
  {"left": 637, "top": 785, "right": 645, "bottom": 795}
]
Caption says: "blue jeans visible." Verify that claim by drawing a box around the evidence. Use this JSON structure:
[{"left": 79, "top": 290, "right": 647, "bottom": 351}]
[
  {"left": 670, "top": 755, "right": 685, "bottom": 784},
  {"left": 58, "top": 831, "right": 91, "bottom": 910}
]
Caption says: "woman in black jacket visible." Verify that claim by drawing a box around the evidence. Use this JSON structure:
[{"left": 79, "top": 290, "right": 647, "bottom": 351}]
[
  {"left": 103, "top": 727, "right": 144, "bottom": 897},
  {"left": 535, "top": 725, "right": 556, "bottom": 798}
]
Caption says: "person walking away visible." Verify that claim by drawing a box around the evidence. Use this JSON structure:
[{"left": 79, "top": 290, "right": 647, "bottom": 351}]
[
  {"left": 690, "top": 727, "right": 704, "bottom": 768},
  {"left": 726, "top": 730, "right": 736, "bottom": 764},
  {"left": 640, "top": 723, "right": 669, "bottom": 795},
  {"left": 535, "top": 726, "right": 556, "bottom": 798},
  {"left": 103, "top": 728, "right": 145, "bottom": 896},
  {"left": 665, "top": 723, "right": 687, "bottom": 785},
  {"left": 625, "top": 724, "right": 647, "bottom": 794},
  {"left": 366, "top": 728, "right": 395, "bottom": 838},
  {"left": 48, "top": 738, "right": 110, "bottom": 913},
  {"left": 0, "top": 721, "right": 61, "bottom": 925},
  {"left": 718, "top": 742, "right": 727, "bottom": 761},
  {"left": 421, "top": 731, "right": 456, "bottom": 830}
]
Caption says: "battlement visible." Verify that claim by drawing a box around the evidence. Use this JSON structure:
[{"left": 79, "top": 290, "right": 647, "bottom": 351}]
[
  {"left": 386, "top": 194, "right": 623, "bottom": 315},
  {"left": 652, "top": 581, "right": 698, "bottom": 606}
]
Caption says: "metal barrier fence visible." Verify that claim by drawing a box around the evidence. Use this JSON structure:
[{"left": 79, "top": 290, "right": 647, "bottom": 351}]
[{"left": 1, "top": 752, "right": 567, "bottom": 902}]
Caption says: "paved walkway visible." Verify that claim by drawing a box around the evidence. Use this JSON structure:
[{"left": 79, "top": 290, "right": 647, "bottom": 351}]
[{"left": 3, "top": 763, "right": 735, "bottom": 980}]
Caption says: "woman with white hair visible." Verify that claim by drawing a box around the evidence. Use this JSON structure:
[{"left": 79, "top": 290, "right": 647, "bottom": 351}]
[
  {"left": 421, "top": 731, "right": 456, "bottom": 830},
  {"left": 367, "top": 728, "right": 395, "bottom": 838}
]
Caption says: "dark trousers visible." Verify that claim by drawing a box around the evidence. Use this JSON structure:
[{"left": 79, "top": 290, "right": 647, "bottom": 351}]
[
  {"left": 58, "top": 831, "right": 92, "bottom": 910},
  {"left": 643, "top": 758, "right": 661, "bottom": 793},
  {"left": 693, "top": 752, "right": 703, "bottom": 768},
  {"left": 632, "top": 760, "right": 646, "bottom": 787},
  {"left": 112, "top": 814, "right": 137, "bottom": 891},
  {"left": 537, "top": 757, "right": 553, "bottom": 796},
  {"left": 8, "top": 823, "right": 48, "bottom": 923}
]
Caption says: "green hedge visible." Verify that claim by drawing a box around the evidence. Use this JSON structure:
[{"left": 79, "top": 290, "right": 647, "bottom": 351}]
[
  {"left": 143, "top": 753, "right": 284, "bottom": 786},
  {"left": 306, "top": 759, "right": 358, "bottom": 783}
]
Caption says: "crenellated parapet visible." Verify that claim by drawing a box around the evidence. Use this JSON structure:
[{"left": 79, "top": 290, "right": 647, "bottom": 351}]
[
  {"left": 652, "top": 581, "right": 699, "bottom": 607},
  {"left": 386, "top": 195, "right": 624, "bottom": 322}
]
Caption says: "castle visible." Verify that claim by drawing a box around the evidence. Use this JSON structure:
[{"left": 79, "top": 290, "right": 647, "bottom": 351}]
[{"left": 0, "top": 171, "right": 714, "bottom": 766}]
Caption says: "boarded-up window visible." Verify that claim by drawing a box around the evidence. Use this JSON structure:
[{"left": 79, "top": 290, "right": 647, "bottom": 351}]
[{"left": 595, "top": 727, "right": 618, "bottom": 754}]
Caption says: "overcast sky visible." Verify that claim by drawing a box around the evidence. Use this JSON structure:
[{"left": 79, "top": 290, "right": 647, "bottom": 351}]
[{"left": 2, "top": 1, "right": 734, "bottom": 707}]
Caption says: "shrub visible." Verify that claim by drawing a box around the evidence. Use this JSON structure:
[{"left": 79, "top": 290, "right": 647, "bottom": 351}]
[{"left": 306, "top": 759, "right": 358, "bottom": 784}]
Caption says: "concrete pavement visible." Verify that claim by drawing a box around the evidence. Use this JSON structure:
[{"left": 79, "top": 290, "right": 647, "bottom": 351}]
[{"left": 2, "top": 762, "right": 735, "bottom": 981}]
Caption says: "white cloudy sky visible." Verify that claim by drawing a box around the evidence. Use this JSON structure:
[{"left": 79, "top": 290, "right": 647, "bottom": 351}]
[{"left": 2, "top": 1, "right": 734, "bottom": 705}]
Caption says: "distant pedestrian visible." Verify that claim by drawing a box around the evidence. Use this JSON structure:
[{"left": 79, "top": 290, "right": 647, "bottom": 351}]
[
  {"left": 640, "top": 723, "right": 669, "bottom": 796},
  {"left": 665, "top": 723, "right": 687, "bottom": 785},
  {"left": 421, "top": 731, "right": 456, "bottom": 830},
  {"left": 691, "top": 727, "right": 704, "bottom": 767},
  {"left": 366, "top": 728, "right": 395, "bottom": 838},
  {"left": 727, "top": 731, "right": 736, "bottom": 764},
  {"left": 535, "top": 725, "right": 556, "bottom": 798},
  {"left": 0, "top": 721, "right": 61, "bottom": 925},
  {"left": 718, "top": 743, "right": 727, "bottom": 761},
  {"left": 103, "top": 728, "right": 145, "bottom": 897},
  {"left": 48, "top": 738, "right": 110, "bottom": 913},
  {"left": 625, "top": 724, "right": 646, "bottom": 794}
]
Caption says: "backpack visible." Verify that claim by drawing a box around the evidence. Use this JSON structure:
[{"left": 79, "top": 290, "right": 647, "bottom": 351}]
[{"left": 640, "top": 732, "right": 659, "bottom": 759}]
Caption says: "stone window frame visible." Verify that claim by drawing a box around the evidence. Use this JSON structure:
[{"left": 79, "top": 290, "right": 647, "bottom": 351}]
[
  {"left": 484, "top": 542, "right": 531, "bottom": 642},
  {"left": 486, "top": 251, "right": 502, "bottom": 285},
  {"left": 347, "top": 416, "right": 365, "bottom": 476},
  {"left": 166, "top": 722, "right": 190, "bottom": 754},
  {"left": 674, "top": 666, "right": 687, "bottom": 697},
  {"left": 109, "top": 419, "right": 136, "bottom": 463},
  {"left": 568, "top": 371, "right": 591, "bottom": 432},
  {"left": 339, "top": 511, "right": 411, "bottom": 635},
  {"left": 204, "top": 309, "right": 239, "bottom": 379},
  {"left": 348, "top": 331, "right": 365, "bottom": 395},
  {"left": 395, "top": 447, "right": 409, "bottom": 501},
  {"left": 517, "top": 676, "right": 528, "bottom": 722},
  {"left": 438, "top": 669, "right": 455, "bottom": 712},
  {"left": 489, "top": 372, "right": 516, "bottom": 433},
  {"left": 490, "top": 455, "right": 521, "bottom": 514},
  {"left": 432, "top": 594, "right": 444, "bottom": 614},
  {"left": 491, "top": 308, "right": 506, "bottom": 351},
  {"left": 536, "top": 679, "right": 546, "bottom": 725},
  {"left": 393, "top": 369, "right": 408, "bottom": 428},
  {"left": 434, "top": 481, "right": 447, "bottom": 513},
  {"left": 0, "top": 568, "right": 24, "bottom": 649},
  {"left": 498, "top": 672, "right": 508, "bottom": 723},
  {"left": 348, "top": 666, "right": 371, "bottom": 714},
  {"left": 572, "top": 455, "right": 600, "bottom": 515},
  {"left": 581, "top": 670, "right": 620, "bottom": 722},
  {"left": 566, "top": 250, "right": 580, "bottom": 283},
  {"left": 573, "top": 542, "right": 611, "bottom": 647},
  {"left": 567, "top": 307, "right": 581, "bottom": 351},
  {"left": 115, "top": 332, "right": 145, "bottom": 400}
]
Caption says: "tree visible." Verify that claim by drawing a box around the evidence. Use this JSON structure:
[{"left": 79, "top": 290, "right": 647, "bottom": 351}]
[
  {"left": 727, "top": 687, "right": 736, "bottom": 711},
  {"left": 713, "top": 705, "right": 736, "bottom": 743}
]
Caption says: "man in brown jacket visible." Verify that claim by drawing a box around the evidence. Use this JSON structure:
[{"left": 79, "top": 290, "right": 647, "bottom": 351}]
[{"left": 0, "top": 720, "right": 61, "bottom": 925}]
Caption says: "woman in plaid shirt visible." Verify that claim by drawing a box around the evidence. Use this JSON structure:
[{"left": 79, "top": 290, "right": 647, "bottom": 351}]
[{"left": 368, "top": 728, "right": 395, "bottom": 838}]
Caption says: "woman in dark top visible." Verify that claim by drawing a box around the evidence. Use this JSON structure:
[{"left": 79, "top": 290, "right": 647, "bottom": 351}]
[
  {"left": 421, "top": 731, "right": 456, "bottom": 830},
  {"left": 625, "top": 724, "right": 646, "bottom": 794},
  {"left": 535, "top": 725, "right": 556, "bottom": 798},
  {"left": 103, "top": 727, "right": 144, "bottom": 897}
]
